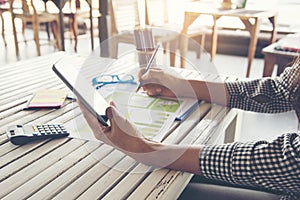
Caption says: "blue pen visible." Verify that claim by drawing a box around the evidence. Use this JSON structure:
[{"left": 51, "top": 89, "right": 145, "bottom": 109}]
[{"left": 136, "top": 44, "right": 160, "bottom": 93}]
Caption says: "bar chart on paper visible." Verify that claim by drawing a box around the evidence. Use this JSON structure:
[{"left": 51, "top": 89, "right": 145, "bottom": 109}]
[{"left": 98, "top": 84, "right": 197, "bottom": 141}]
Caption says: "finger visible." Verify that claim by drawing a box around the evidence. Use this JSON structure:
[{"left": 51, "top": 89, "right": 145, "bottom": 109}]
[
  {"left": 105, "top": 106, "right": 114, "bottom": 121},
  {"left": 105, "top": 105, "right": 124, "bottom": 128},
  {"left": 140, "top": 68, "right": 162, "bottom": 82},
  {"left": 110, "top": 101, "right": 117, "bottom": 108},
  {"left": 143, "top": 85, "right": 162, "bottom": 96},
  {"left": 137, "top": 67, "right": 146, "bottom": 80}
]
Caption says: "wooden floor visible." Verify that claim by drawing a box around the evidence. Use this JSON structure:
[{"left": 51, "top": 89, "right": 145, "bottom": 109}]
[
  {"left": 0, "top": 30, "right": 266, "bottom": 79},
  {"left": 0, "top": 11, "right": 268, "bottom": 78},
  {"left": 0, "top": 27, "right": 98, "bottom": 65}
]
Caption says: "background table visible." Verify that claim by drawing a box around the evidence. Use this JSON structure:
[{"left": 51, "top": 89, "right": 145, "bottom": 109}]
[
  {"left": 262, "top": 34, "right": 300, "bottom": 77},
  {"left": 181, "top": 3, "right": 277, "bottom": 77},
  {"left": 0, "top": 52, "right": 237, "bottom": 199}
]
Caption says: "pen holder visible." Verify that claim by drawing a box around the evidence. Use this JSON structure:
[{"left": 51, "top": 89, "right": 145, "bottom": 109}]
[
  {"left": 134, "top": 28, "right": 156, "bottom": 68},
  {"left": 136, "top": 48, "right": 156, "bottom": 68}
]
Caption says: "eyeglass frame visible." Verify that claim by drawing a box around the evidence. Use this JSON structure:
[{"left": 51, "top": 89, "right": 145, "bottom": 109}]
[{"left": 92, "top": 73, "right": 136, "bottom": 89}]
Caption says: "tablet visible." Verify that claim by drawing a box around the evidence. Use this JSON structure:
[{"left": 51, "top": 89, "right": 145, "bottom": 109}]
[{"left": 53, "top": 56, "right": 109, "bottom": 126}]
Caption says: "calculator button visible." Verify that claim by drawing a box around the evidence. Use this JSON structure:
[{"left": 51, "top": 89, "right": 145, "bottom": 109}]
[{"left": 10, "top": 130, "right": 15, "bottom": 135}]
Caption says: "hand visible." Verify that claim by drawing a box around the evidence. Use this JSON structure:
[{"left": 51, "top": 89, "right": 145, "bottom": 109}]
[
  {"left": 78, "top": 100, "right": 202, "bottom": 173},
  {"left": 138, "top": 67, "right": 187, "bottom": 98},
  {"left": 78, "top": 101, "right": 151, "bottom": 154}
]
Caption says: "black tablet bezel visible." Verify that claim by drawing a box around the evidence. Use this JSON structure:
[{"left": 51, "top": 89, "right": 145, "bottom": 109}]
[{"left": 53, "top": 58, "right": 109, "bottom": 127}]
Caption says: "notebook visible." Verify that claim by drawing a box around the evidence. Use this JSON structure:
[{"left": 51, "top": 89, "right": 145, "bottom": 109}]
[{"left": 25, "top": 89, "right": 67, "bottom": 109}]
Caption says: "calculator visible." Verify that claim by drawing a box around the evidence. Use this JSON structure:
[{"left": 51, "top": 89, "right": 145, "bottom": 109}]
[{"left": 6, "top": 124, "right": 70, "bottom": 145}]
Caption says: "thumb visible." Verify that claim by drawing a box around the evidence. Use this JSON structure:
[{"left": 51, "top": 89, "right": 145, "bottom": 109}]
[
  {"left": 105, "top": 103, "right": 123, "bottom": 128},
  {"left": 105, "top": 106, "right": 114, "bottom": 121}
]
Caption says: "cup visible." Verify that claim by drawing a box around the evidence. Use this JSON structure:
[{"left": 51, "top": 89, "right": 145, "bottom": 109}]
[
  {"left": 134, "top": 28, "right": 156, "bottom": 67},
  {"left": 136, "top": 49, "right": 155, "bottom": 68}
]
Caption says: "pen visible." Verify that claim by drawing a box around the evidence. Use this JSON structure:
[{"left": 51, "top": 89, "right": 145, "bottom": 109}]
[{"left": 136, "top": 44, "right": 160, "bottom": 93}]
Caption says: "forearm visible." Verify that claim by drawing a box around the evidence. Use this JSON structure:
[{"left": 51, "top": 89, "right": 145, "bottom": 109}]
[
  {"left": 128, "top": 141, "right": 203, "bottom": 175},
  {"left": 182, "top": 79, "right": 229, "bottom": 106}
]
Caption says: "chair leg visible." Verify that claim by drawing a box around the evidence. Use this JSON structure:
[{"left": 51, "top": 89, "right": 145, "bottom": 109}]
[
  {"left": 45, "top": 22, "right": 51, "bottom": 41},
  {"left": 69, "top": 14, "right": 78, "bottom": 52},
  {"left": 11, "top": 14, "right": 19, "bottom": 56},
  {"left": 22, "top": 20, "right": 27, "bottom": 44},
  {"left": 32, "top": 19, "right": 41, "bottom": 56},
  {"left": 169, "top": 39, "right": 177, "bottom": 67},
  {"left": 162, "top": 42, "right": 167, "bottom": 54},
  {"left": 68, "top": 15, "right": 73, "bottom": 43},
  {"left": 0, "top": 13, "right": 7, "bottom": 47},
  {"left": 89, "top": 8, "right": 94, "bottom": 50},
  {"left": 71, "top": 14, "right": 78, "bottom": 52},
  {"left": 196, "top": 33, "right": 206, "bottom": 59},
  {"left": 50, "top": 20, "right": 61, "bottom": 50}
]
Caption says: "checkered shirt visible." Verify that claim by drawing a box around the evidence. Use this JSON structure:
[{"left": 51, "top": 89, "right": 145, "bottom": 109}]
[{"left": 199, "top": 60, "right": 300, "bottom": 200}]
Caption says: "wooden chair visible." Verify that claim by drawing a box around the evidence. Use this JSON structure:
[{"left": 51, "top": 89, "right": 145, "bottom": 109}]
[
  {"left": 10, "top": 0, "right": 61, "bottom": 56},
  {"left": 0, "top": 0, "right": 9, "bottom": 47},
  {"left": 62, "top": 0, "right": 100, "bottom": 52},
  {"left": 145, "top": 0, "right": 206, "bottom": 67},
  {"left": 110, "top": 0, "right": 179, "bottom": 66},
  {"left": 109, "top": 0, "right": 140, "bottom": 58}
]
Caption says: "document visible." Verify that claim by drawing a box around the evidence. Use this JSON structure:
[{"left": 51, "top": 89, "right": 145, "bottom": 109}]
[
  {"left": 67, "top": 83, "right": 198, "bottom": 142},
  {"left": 97, "top": 83, "right": 198, "bottom": 141}
]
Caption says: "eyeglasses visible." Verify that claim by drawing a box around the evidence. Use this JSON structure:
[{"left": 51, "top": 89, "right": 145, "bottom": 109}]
[{"left": 92, "top": 73, "right": 136, "bottom": 89}]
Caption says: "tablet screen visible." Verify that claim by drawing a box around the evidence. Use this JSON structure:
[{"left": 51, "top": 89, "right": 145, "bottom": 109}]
[{"left": 53, "top": 56, "right": 109, "bottom": 126}]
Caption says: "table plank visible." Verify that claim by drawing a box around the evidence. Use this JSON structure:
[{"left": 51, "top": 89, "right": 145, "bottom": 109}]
[
  {"left": 0, "top": 138, "right": 68, "bottom": 177},
  {"left": 127, "top": 105, "right": 227, "bottom": 199},
  {"left": 2, "top": 141, "right": 101, "bottom": 200},
  {"left": 52, "top": 149, "right": 127, "bottom": 199},
  {"left": 27, "top": 145, "right": 114, "bottom": 200},
  {"left": 0, "top": 139, "right": 85, "bottom": 198},
  {"left": 77, "top": 156, "right": 138, "bottom": 199}
]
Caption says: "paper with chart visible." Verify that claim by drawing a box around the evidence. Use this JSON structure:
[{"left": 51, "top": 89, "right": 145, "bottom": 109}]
[{"left": 97, "top": 83, "right": 198, "bottom": 142}]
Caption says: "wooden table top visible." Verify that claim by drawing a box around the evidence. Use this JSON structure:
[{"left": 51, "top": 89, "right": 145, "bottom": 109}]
[
  {"left": 184, "top": 3, "right": 277, "bottom": 19},
  {"left": 262, "top": 34, "right": 300, "bottom": 57},
  {"left": 0, "top": 52, "right": 235, "bottom": 199}
]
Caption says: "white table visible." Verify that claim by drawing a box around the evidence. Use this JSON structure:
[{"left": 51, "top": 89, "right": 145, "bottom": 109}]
[{"left": 0, "top": 52, "right": 237, "bottom": 199}]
